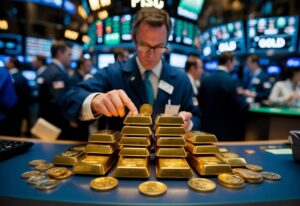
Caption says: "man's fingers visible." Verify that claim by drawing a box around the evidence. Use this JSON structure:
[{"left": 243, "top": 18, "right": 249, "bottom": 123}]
[
  {"left": 100, "top": 103, "right": 112, "bottom": 117},
  {"left": 103, "top": 98, "right": 118, "bottom": 117},
  {"left": 118, "top": 90, "right": 138, "bottom": 115},
  {"left": 110, "top": 93, "right": 125, "bottom": 117}
]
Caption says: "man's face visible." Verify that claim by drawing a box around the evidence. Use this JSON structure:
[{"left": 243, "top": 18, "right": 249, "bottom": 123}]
[
  {"left": 246, "top": 57, "right": 254, "bottom": 72},
  {"left": 193, "top": 59, "right": 204, "bottom": 79},
  {"left": 135, "top": 22, "right": 168, "bottom": 70},
  {"left": 82, "top": 60, "right": 92, "bottom": 74},
  {"left": 59, "top": 47, "right": 72, "bottom": 68}
]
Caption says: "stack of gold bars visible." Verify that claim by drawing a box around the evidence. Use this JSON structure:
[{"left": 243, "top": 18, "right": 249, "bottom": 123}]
[
  {"left": 186, "top": 131, "right": 234, "bottom": 176},
  {"left": 72, "top": 130, "right": 119, "bottom": 175},
  {"left": 155, "top": 114, "right": 193, "bottom": 178},
  {"left": 113, "top": 105, "right": 153, "bottom": 178},
  {"left": 52, "top": 145, "right": 86, "bottom": 166}
]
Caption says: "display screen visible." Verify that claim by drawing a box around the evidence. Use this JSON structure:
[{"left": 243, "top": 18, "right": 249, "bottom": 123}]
[
  {"left": 177, "top": 0, "right": 204, "bottom": 21},
  {"left": 0, "top": 33, "right": 22, "bottom": 55},
  {"left": 98, "top": 54, "right": 115, "bottom": 69},
  {"left": 286, "top": 57, "right": 300, "bottom": 68},
  {"left": 266, "top": 65, "right": 281, "bottom": 75},
  {"left": 204, "top": 60, "right": 218, "bottom": 71},
  {"left": 247, "top": 16, "right": 299, "bottom": 54},
  {"left": 13, "top": 0, "right": 63, "bottom": 9},
  {"left": 199, "top": 30, "right": 214, "bottom": 59},
  {"left": 169, "top": 53, "right": 187, "bottom": 68},
  {"left": 120, "top": 14, "right": 132, "bottom": 42},
  {"left": 0, "top": 54, "right": 10, "bottom": 67},
  {"left": 25, "top": 37, "right": 52, "bottom": 62},
  {"left": 63, "top": 0, "right": 76, "bottom": 14},
  {"left": 211, "top": 21, "right": 246, "bottom": 56}
]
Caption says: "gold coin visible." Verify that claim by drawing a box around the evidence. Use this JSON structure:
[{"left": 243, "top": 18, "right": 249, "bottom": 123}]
[
  {"left": 140, "top": 104, "right": 153, "bottom": 116},
  {"left": 260, "top": 171, "right": 281, "bottom": 181},
  {"left": 27, "top": 175, "right": 49, "bottom": 185},
  {"left": 71, "top": 145, "right": 86, "bottom": 151},
  {"left": 90, "top": 177, "right": 119, "bottom": 191},
  {"left": 138, "top": 181, "right": 167, "bottom": 196},
  {"left": 246, "top": 177, "right": 264, "bottom": 184},
  {"left": 188, "top": 178, "right": 216, "bottom": 192},
  {"left": 218, "top": 173, "right": 245, "bottom": 186},
  {"left": 21, "top": 170, "right": 41, "bottom": 179},
  {"left": 47, "top": 167, "right": 67, "bottom": 177},
  {"left": 218, "top": 181, "right": 246, "bottom": 189},
  {"left": 244, "top": 149, "right": 255, "bottom": 154},
  {"left": 35, "top": 163, "right": 54, "bottom": 171},
  {"left": 29, "top": 159, "right": 46, "bottom": 167},
  {"left": 54, "top": 170, "right": 72, "bottom": 180},
  {"left": 36, "top": 179, "right": 59, "bottom": 191},
  {"left": 245, "top": 164, "right": 263, "bottom": 172},
  {"left": 232, "top": 168, "right": 262, "bottom": 180}
]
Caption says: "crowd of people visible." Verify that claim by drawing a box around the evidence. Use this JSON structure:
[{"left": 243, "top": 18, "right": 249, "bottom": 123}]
[{"left": 0, "top": 8, "right": 299, "bottom": 142}]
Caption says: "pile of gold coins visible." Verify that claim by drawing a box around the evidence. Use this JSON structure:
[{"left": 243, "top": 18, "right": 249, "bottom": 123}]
[
  {"left": 21, "top": 159, "right": 72, "bottom": 191},
  {"left": 155, "top": 114, "right": 193, "bottom": 178},
  {"left": 113, "top": 104, "right": 152, "bottom": 178},
  {"left": 73, "top": 130, "right": 119, "bottom": 175}
]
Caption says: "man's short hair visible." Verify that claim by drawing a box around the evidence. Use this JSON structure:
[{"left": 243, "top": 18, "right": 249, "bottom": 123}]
[
  {"left": 36, "top": 55, "right": 47, "bottom": 65},
  {"left": 9, "top": 56, "right": 21, "bottom": 69},
  {"left": 185, "top": 54, "right": 200, "bottom": 72},
  {"left": 113, "top": 48, "right": 127, "bottom": 60},
  {"left": 132, "top": 7, "right": 172, "bottom": 41},
  {"left": 218, "top": 52, "right": 234, "bottom": 65},
  {"left": 51, "top": 40, "right": 70, "bottom": 58}
]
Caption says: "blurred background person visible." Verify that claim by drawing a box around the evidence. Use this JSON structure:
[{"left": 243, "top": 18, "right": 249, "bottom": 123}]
[
  {"left": 0, "top": 68, "right": 18, "bottom": 136},
  {"left": 199, "top": 52, "right": 249, "bottom": 141},
  {"left": 113, "top": 48, "right": 130, "bottom": 62},
  {"left": 269, "top": 67, "right": 300, "bottom": 107},
  {"left": 32, "top": 55, "right": 47, "bottom": 76},
  {"left": 69, "top": 57, "right": 92, "bottom": 87},
  {"left": 184, "top": 54, "right": 204, "bottom": 104},
  {"left": 5, "top": 57, "right": 31, "bottom": 136}
]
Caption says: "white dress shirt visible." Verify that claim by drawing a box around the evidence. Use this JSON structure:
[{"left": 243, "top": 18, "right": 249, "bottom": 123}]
[
  {"left": 187, "top": 73, "right": 200, "bottom": 95},
  {"left": 269, "top": 79, "right": 300, "bottom": 106}
]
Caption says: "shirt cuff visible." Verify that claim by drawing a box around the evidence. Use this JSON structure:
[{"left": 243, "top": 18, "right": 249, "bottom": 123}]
[
  {"left": 186, "top": 120, "right": 193, "bottom": 132},
  {"left": 80, "top": 92, "right": 102, "bottom": 121}
]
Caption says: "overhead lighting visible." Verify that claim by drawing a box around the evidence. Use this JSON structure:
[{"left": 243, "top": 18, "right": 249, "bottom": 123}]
[
  {"left": 64, "top": 29, "right": 79, "bottom": 40},
  {"left": 98, "top": 10, "right": 108, "bottom": 20},
  {"left": 82, "top": 35, "right": 90, "bottom": 43},
  {"left": 78, "top": 5, "right": 88, "bottom": 19},
  {"left": 89, "top": 0, "right": 101, "bottom": 11},
  {"left": 100, "top": 0, "right": 111, "bottom": 7},
  {"left": 0, "top": 20, "right": 8, "bottom": 30}
]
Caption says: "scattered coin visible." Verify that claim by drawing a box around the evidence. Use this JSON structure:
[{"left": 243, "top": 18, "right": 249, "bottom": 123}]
[
  {"left": 21, "top": 170, "right": 41, "bottom": 179},
  {"left": 47, "top": 167, "right": 67, "bottom": 178},
  {"left": 53, "top": 170, "right": 72, "bottom": 180},
  {"left": 219, "top": 148, "right": 229, "bottom": 153},
  {"left": 261, "top": 171, "right": 281, "bottom": 181},
  {"left": 232, "top": 168, "right": 263, "bottom": 180},
  {"left": 140, "top": 104, "right": 153, "bottom": 116},
  {"left": 244, "top": 149, "right": 255, "bottom": 154},
  {"left": 90, "top": 177, "right": 119, "bottom": 191},
  {"left": 218, "top": 173, "right": 245, "bottom": 186},
  {"left": 27, "top": 175, "right": 49, "bottom": 185},
  {"left": 246, "top": 177, "right": 264, "bottom": 184},
  {"left": 36, "top": 179, "right": 59, "bottom": 191},
  {"left": 138, "top": 181, "right": 167, "bottom": 196},
  {"left": 71, "top": 145, "right": 86, "bottom": 151},
  {"left": 188, "top": 178, "right": 216, "bottom": 192},
  {"left": 35, "top": 163, "right": 54, "bottom": 171},
  {"left": 29, "top": 159, "right": 46, "bottom": 167},
  {"left": 245, "top": 164, "right": 263, "bottom": 172}
]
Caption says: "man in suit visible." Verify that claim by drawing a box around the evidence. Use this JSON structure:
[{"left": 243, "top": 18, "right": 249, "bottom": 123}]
[
  {"left": 199, "top": 52, "right": 249, "bottom": 141},
  {"left": 185, "top": 54, "right": 204, "bottom": 105},
  {"left": 5, "top": 57, "right": 31, "bottom": 136},
  {"left": 62, "top": 7, "right": 201, "bottom": 132},
  {"left": 69, "top": 57, "right": 92, "bottom": 87},
  {"left": 38, "top": 40, "right": 73, "bottom": 140},
  {"left": 241, "top": 54, "right": 272, "bottom": 103}
]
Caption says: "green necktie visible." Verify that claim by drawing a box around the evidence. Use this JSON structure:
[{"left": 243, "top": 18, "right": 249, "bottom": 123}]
[{"left": 144, "top": 70, "right": 154, "bottom": 105}]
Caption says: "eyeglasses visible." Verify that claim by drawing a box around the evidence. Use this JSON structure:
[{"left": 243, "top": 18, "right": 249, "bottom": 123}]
[{"left": 137, "top": 43, "right": 168, "bottom": 54}]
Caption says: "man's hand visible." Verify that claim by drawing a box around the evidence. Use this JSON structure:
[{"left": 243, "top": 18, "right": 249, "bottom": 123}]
[
  {"left": 178, "top": 111, "right": 193, "bottom": 132},
  {"left": 91, "top": 89, "right": 138, "bottom": 117}
]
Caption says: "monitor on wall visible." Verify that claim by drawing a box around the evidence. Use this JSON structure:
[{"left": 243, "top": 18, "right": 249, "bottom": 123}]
[
  {"left": 169, "top": 53, "right": 188, "bottom": 69},
  {"left": 25, "top": 37, "right": 52, "bottom": 62},
  {"left": 98, "top": 53, "right": 115, "bottom": 69}
]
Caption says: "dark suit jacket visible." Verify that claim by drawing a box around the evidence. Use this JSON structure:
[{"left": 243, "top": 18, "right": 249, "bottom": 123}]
[
  {"left": 63, "top": 56, "right": 201, "bottom": 131},
  {"left": 247, "top": 71, "right": 272, "bottom": 103},
  {"left": 69, "top": 71, "right": 84, "bottom": 88},
  {"left": 199, "top": 70, "right": 249, "bottom": 141}
]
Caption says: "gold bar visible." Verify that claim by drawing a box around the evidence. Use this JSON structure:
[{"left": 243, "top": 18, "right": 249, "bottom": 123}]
[
  {"left": 187, "top": 154, "right": 232, "bottom": 176},
  {"left": 155, "top": 147, "right": 187, "bottom": 157},
  {"left": 119, "top": 136, "right": 151, "bottom": 146},
  {"left": 185, "top": 131, "right": 218, "bottom": 144},
  {"left": 72, "top": 154, "right": 116, "bottom": 175},
  {"left": 155, "top": 114, "right": 184, "bottom": 126},
  {"left": 89, "top": 130, "right": 120, "bottom": 143},
  {"left": 215, "top": 152, "right": 247, "bottom": 167},
  {"left": 85, "top": 143, "right": 118, "bottom": 154},
  {"left": 52, "top": 150, "right": 84, "bottom": 166},
  {"left": 155, "top": 127, "right": 185, "bottom": 136},
  {"left": 156, "top": 136, "right": 186, "bottom": 146},
  {"left": 156, "top": 158, "right": 193, "bottom": 179},
  {"left": 121, "top": 126, "right": 152, "bottom": 136},
  {"left": 185, "top": 142, "right": 220, "bottom": 154},
  {"left": 69, "top": 144, "right": 86, "bottom": 151},
  {"left": 123, "top": 114, "right": 152, "bottom": 125},
  {"left": 113, "top": 157, "right": 150, "bottom": 178},
  {"left": 119, "top": 147, "right": 150, "bottom": 157}
]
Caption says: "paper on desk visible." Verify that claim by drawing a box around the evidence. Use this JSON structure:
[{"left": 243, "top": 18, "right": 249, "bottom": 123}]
[{"left": 265, "top": 148, "right": 292, "bottom": 155}]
